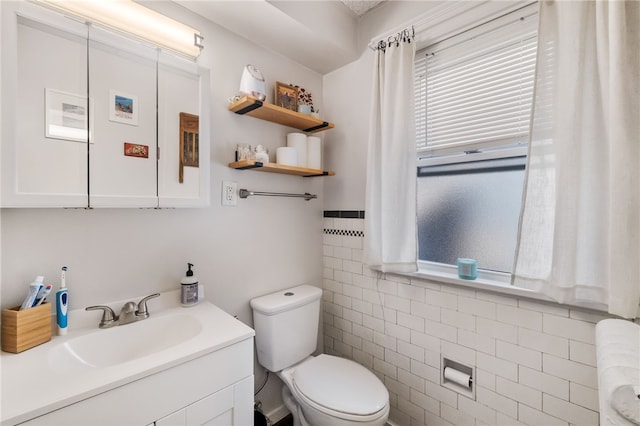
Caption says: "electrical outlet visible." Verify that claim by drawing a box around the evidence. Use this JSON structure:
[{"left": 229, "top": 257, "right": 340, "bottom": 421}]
[{"left": 222, "top": 181, "right": 237, "bottom": 206}]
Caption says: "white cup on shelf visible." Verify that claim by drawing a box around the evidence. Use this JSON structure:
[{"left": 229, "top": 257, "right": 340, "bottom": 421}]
[
  {"left": 297, "top": 104, "right": 312, "bottom": 115},
  {"left": 276, "top": 147, "right": 297, "bottom": 166}
]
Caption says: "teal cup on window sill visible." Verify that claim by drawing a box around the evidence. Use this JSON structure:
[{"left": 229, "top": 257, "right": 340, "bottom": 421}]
[{"left": 457, "top": 258, "right": 478, "bottom": 280}]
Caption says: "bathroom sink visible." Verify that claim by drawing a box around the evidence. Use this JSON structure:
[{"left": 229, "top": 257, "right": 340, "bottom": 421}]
[
  {"left": 2, "top": 291, "right": 255, "bottom": 425},
  {"left": 48, "top": 313, "right": 202, "bottom": 370}
]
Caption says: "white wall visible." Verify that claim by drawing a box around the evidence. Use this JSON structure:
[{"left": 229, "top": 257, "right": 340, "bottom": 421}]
[
  {"left": 0, "top": 0, "right": 326, "bottom": 419},
  {"left": 322, "top": 52, "right": 373, "bottom": 210}
]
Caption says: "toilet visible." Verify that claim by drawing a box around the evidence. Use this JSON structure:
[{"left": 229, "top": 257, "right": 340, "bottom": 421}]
[{"left": 250, "top": 285, "right": 390, "bottom": 426}]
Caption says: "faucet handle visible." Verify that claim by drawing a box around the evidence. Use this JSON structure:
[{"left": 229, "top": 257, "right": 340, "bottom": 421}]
[
  {"left": 86, "top": 305, "right": 117, "bottom": 328},
  {"left": 136, "top": 293, "right": 160, "bottom": 318}
]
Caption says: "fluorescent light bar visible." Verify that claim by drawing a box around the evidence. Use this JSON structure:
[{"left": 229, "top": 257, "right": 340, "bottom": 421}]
[{"left": 36, "top": 0, "right": 202, "bottom": 58}]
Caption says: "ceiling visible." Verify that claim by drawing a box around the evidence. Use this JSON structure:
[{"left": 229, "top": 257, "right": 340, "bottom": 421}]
[
  {"left": 177, "top": 1, "right": 531, "bottom": 75},
  {"left": 340, "top": 0, "right": 386, "bottom": 17},
  {"left": 178, "top": 0, "right": 377, "bottom": 74}
]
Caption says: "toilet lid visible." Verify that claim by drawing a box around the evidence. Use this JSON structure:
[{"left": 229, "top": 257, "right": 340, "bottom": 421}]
[{"left": 292, "top": 354, "right": 389, "bottom": 416}]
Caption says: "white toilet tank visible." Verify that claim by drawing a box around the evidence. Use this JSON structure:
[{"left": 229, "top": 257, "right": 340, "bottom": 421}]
[{"left": 250, "top": 285, "right": 322, "bottom": 372}]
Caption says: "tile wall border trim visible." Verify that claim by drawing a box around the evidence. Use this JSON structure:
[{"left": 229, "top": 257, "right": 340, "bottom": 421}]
[
  {"left": 323, "top": 210, "right": 365, "bottom": 219},
  {"left": 323, "top": 229, "right": 364, "bottom": 237}
]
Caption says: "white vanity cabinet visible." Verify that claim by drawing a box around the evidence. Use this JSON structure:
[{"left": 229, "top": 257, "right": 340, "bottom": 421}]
[
  {"left": 0, "top": 2, "right": 210, "bottom": 208},
  {"left": 154, "top": 376, "right": 253, "bottom": 426},
  {"left": 18, "top": 338, "right": 254, "bottom": 426},
  {"left": 1, "top": 294, "right": 255, "bottom": 426}
]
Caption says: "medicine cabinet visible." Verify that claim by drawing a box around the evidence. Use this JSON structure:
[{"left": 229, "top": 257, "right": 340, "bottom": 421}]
[{"left": 0, "top": 2, "right": 210, "bottom": 208}]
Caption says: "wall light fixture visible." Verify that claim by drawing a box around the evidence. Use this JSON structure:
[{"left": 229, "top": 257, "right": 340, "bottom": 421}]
[{"left": 36, "top": 0, "right": 203, "bottom": 59}]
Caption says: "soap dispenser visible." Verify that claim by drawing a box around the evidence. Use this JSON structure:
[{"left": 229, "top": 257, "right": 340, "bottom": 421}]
[{"left": 181, "top": 263, "right": 199, "bottom": 307}]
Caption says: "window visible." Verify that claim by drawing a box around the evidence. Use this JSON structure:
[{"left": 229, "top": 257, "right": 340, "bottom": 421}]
[
  {"left": 416, "top": 4, "right": 538, "bottom": 276},
  {"left": 418, "top": 150, "right": 526, "bottom": 273}
]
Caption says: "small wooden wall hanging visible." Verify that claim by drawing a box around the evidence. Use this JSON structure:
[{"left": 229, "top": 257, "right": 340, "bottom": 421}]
[
  {"left": 124, "top": 142, "right": 149, "bottom": 158},
  {"left": 179, "top": 112, "right": 199, "bottom": 183}
]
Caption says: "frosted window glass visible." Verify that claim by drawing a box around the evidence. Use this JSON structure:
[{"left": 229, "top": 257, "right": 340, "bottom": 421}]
[{"left": 417, "top": 157, "right": 525, "bottom": 273}]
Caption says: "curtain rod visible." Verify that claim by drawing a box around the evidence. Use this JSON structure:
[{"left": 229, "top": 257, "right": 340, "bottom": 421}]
[
  {"left": 367, "top": 0, "right": 536, "bottom": 51},
  {"left": 367, "top": 0, "right": 464, "bottom": 50},
  {"left": 239, "top": 189, "right": 317, "bottom": 201},
  {"left": 372, "top": 26, "right": 415, "bottom": 52}
]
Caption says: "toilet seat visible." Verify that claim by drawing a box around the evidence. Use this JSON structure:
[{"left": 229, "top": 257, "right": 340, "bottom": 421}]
[{"left": 290, "top": 354, "right": 389, "bottom": 421}]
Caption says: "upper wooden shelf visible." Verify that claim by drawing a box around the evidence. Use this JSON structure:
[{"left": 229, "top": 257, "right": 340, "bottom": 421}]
[
  {"left": 228, "top": 96, "right": 335, "bottom": 133},
  {"left": 229, "top": 160, "right": 335, "bottom": 177}
]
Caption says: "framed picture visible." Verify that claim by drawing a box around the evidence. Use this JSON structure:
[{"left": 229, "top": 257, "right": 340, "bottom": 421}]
[
  {"left": 275, "top": 81, "right": 298, "bottom": 111},
  {"left": 124, "top": 142, "right": 149, "bottom": 158},
  {"left": 45, "top": 89, "right": 91, "bottom": 142},
  {"left": 109, "top": 89, "right": 138, "bottom": 126}
]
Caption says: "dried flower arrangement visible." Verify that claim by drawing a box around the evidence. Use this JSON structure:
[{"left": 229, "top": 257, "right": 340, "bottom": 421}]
[{"left": 296, "top": 86, "right": 315, "bottom": 112}]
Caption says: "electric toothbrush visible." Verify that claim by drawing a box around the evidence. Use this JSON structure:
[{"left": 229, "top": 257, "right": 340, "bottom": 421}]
[{"left": 56, "top": 266, "right": 69, "bottom": 335}]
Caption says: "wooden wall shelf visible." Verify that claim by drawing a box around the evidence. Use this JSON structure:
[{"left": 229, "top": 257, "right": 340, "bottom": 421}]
[
  {"left": 228, "top": 96, "right": 335, "bottom": 133},
  {"left": 229, "top": 160, "right": 335, "bottom": 177}
]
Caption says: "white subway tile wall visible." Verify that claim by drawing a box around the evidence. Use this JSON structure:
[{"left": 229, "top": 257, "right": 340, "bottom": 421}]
[{"left": 322, "top": 217, "right": 606, "bottom": 426}]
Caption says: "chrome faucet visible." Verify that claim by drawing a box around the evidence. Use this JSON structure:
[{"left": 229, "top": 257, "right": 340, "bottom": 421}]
[{"left": 86, "top": 293, "right": 160, "bottom": 329}]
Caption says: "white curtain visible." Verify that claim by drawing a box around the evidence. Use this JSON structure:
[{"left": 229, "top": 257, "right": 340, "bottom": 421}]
[
  {"left": 513, "top": 1, "right": 640, "bottom": 318},
  {"left": 364, "top": 38, "right": 417, "bottom": 273}
]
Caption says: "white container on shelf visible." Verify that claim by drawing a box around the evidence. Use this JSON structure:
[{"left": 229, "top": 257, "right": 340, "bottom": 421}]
[
  {"left": 286, "top": 133, "right": 307, "bottom": 167},
  {"left": 276, "top": 147, "right": 297, "bottom": 166},
  {"left": 307, "top": 136, "right": 322, "bottom": 170}
]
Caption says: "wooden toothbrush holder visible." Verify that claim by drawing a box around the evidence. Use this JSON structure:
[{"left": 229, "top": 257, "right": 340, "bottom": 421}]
[{"left": 1, "top": 302, "right": 52, "bottom": 353}]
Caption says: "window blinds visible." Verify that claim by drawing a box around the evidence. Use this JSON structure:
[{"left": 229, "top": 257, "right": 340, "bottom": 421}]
[{"left": 416, "top": 4, "right": 538, "bottom": 155}]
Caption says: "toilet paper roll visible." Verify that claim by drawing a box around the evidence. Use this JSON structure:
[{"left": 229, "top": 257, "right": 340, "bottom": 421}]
[
  {"left": 443, "top": 367, "right": 472, "bottom": 389},
  {"left": 276, "top": 147, "right": 297, "bottom": 166},
  {"left": 307, "top": 136, "right": 322, "bottom": 170},
  {"left": 287, "top": 133, "right": 307, "bottom": 167}
]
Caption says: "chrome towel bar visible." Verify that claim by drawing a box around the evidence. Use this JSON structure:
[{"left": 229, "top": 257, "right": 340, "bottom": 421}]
[{"left": 239, "top": 189, "right": 317, "bottom": 201}]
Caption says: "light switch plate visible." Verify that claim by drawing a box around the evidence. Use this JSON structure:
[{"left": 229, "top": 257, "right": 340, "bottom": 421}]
[{"left": 222, "top": 181, "right": 237, "bottom": 206}]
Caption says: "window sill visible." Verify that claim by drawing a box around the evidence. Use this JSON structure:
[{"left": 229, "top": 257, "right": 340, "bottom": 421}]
[{"left": 404, "top": 261, "right": 609, "bottom": 314}]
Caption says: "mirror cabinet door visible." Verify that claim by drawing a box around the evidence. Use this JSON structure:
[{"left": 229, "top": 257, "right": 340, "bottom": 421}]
[
  {"left": 2, "top": 7, "right": 89, "bottom": 207},
  {"left": 157, "top": 52, "right": 210, "bottom": 207},
  {"left": 88, "top": 26, "right": 159, "bottom": 208}
]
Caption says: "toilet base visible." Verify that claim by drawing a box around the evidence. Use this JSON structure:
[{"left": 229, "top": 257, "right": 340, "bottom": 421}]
[{"left": 282, "top": 385, "right": 310, "bottom": 426}]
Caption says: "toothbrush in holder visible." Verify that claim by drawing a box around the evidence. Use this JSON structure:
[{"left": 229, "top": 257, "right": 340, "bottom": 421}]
[{"left": 34, "top": 284, "right": 53, "bottom": 306}]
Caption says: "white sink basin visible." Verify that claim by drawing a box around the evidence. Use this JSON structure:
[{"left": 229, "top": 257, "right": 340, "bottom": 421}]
[{"left": 48, "top": 313, "right": 202, "bottom": 370}]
